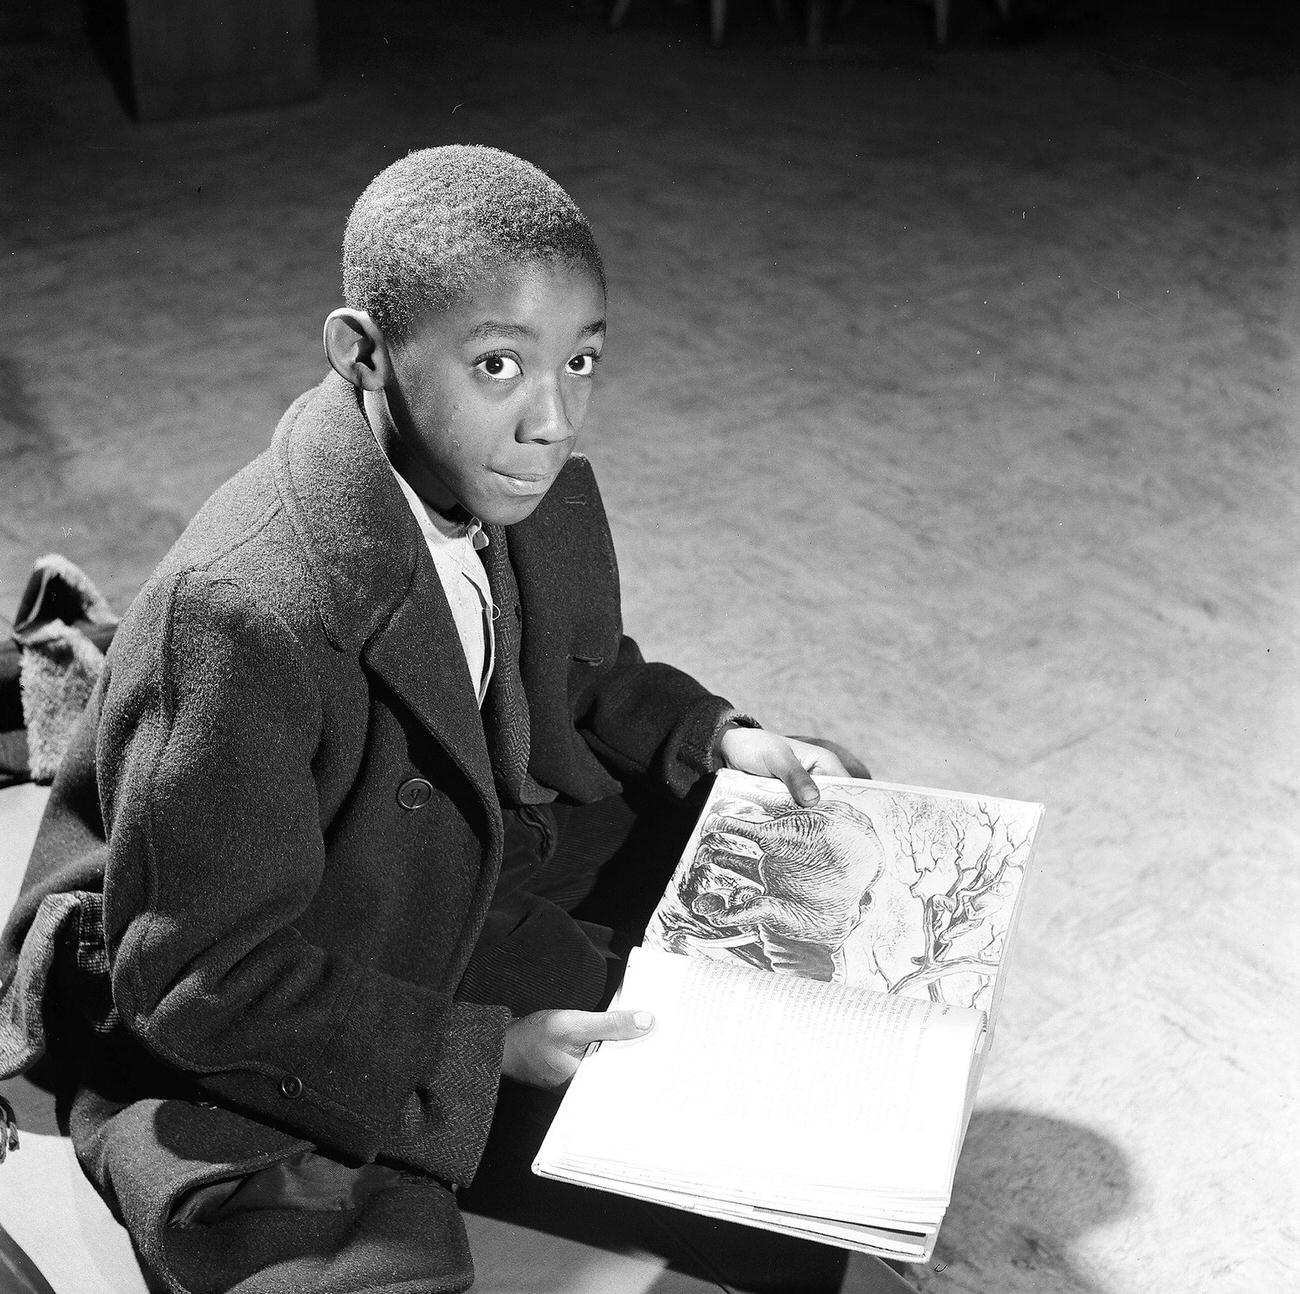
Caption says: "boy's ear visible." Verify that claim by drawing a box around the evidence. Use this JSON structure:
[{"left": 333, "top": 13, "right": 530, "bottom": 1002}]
[{"left": 323, "top": 308, "right": 392, "bottom": 392}]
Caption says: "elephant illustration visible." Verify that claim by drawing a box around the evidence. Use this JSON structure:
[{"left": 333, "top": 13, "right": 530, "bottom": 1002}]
[{"left": 681, "top": 796, "right": 886, "bottom": 980}]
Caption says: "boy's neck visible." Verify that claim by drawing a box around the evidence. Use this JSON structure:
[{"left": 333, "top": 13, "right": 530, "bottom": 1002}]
[{"left": 361, "top": 386, "right": 470, "bottom": 529}]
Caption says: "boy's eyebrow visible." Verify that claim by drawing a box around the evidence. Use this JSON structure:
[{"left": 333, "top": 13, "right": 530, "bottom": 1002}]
[
  {"left": 466, "top": 321, "right": 536, "bottom": 341},
  {"left": 464, "top": 318, "right": 607, "bottom": 342}
]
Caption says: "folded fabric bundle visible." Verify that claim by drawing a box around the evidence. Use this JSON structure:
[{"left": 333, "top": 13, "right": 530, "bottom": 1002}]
[{"left": 0, "top": 554, "right": 118, "bottom": 787}]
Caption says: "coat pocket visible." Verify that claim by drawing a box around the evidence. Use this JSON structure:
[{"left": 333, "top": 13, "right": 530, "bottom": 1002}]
[
  {"left": 170, "top": 1148, "right": 411, "bottom": 1226},
  {"left": 83, "top": 1095, "right": 472, "bottom": 1294}
]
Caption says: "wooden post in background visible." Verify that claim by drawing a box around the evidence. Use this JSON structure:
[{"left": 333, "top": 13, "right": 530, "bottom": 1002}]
[{"left": 125, "top": 0, "right": 319, "bottom": 121}]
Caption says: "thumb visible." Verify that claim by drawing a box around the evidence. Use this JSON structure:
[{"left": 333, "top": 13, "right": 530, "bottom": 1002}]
[{"left": 558, "top": 1008, "right": 656, "bottom": 1051}]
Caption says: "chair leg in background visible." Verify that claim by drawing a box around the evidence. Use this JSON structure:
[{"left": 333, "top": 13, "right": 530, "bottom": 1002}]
[
  {"left": 805, "top": 0, "right": 827, "bottom": 48},
  {"left": 709, "top": 0, "right": 726, "bottom": 44}
]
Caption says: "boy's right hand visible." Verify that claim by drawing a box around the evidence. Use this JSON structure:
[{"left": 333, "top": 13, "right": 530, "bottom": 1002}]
[{"left": 502, "top": 1008, "right": 654, "bottom": 1089}]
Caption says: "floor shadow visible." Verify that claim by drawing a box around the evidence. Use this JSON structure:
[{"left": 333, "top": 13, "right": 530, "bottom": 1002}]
[
  {"left": 912, "top": 1107, "right": 1132, "bottom": 1292},
  {"left": 461, "top": 1097, "right": 1131, "bottom": 1293}
]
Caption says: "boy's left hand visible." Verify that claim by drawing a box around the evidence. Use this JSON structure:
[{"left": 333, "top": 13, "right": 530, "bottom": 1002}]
[{"left": 715, "top": 728, "right": 851, "bottom": 807}]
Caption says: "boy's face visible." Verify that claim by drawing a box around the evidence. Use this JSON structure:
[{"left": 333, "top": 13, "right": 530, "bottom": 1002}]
[{"left": 384, "top": 259, "right": 606, "bottom": 526}]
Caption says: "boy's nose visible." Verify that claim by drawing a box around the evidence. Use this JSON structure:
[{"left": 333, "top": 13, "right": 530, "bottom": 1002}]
[{"left": 517, "top": 379, "right": 575, "bottom": 444}]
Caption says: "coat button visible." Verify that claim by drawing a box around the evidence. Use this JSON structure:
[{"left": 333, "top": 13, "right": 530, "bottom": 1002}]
[
  {"left": 278, "top": 1075, "right": 303, "bottom": 1099},
  {"left": 396, "top": 777, "right": 434, "bottom": 810}
]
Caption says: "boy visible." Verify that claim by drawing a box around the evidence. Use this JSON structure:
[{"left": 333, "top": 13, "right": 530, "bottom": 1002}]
[{"left": 0, "top": 146, "right": 851, "bottom": 1292}]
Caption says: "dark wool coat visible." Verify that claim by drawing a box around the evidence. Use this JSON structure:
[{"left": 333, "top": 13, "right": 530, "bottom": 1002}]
[{"left": 0, "top": 373, "right": 735, "bottom": 1292}]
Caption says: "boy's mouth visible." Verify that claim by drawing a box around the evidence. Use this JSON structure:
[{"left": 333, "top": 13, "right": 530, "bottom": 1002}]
[{"left": 492, "top": 468, "right": 555, "bottom": 496}]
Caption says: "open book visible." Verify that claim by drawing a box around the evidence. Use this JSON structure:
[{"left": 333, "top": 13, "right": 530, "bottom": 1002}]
[{"left": 533, "top": 770, "right": 1045, "bottom": 1262}]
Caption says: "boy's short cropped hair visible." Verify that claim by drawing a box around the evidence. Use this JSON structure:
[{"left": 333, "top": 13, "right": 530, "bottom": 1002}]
[{"left": 342, "top": 144, "right": 606, "bottom": 344}]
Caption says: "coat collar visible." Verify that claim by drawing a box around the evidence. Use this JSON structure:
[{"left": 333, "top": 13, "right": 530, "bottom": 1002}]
[
  {"left": 267, "top": 373, "right": 602, "bottom": 815},
  {"left": 270, "top": 372, "right": 422, "bottom": 652},
  {"left": 269, "top": 371, "right": 594, "bottom": 653},
  {"left": 270, "top": 373, "right": 496, "bottom": 810}
]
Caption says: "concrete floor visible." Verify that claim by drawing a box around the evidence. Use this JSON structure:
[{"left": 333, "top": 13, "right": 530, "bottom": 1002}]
[{"left": 1, "top": 1, "right": 1296, "bottom": 1291}]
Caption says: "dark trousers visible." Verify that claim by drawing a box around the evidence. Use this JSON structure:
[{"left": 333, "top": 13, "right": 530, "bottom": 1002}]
[{"left": 457, "top": 786, "right": 705, "bottom": 1018}]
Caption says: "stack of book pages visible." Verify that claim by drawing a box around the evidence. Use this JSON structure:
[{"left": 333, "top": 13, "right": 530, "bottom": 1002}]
[{"left": 535, "top": 770, "right": 1045, "bottom": 1263}]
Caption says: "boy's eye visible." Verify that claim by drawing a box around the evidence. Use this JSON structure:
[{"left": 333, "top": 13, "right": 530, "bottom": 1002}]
[
  {"left": 475, "top": 355, "right": 522, "bottom": 380},
  {"left": 567, "top": 353, "right": 599, "bottom": 377}
]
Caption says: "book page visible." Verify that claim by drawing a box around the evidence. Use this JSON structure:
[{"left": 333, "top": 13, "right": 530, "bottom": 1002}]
[
  {"left": 526, "top": 1168, "right": 938, "bottom": 1260},
  {"left": 536, "top": 946, "right": 983, "bottom": 1215},
  {"left": 643, "top": 770, "right": 1044, "bottom": 1022}
]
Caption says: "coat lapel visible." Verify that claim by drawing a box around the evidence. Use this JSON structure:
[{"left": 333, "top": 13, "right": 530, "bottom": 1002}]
[
  {"left": 271, "top": 373, "right": 497, "bottom": 816},
  {"left": 491, "top": 455, "right": 625, "bottom": 803},
  {"left": 362, "top": 564, "right": 498, "bottom": 819}
]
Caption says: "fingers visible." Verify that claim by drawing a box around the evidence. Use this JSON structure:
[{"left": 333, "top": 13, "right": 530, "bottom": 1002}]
[
  {"left": 786, "top": 735, "right": 867, "bottom": 780},
  {"left": 786, "top": 738, "right": 851, "bottom": 780},
  {"left": 769, "top": 746, "right": 821, "bottom": 806},
  {"left": 717, "top": 728, "right": 822, "bottom": 805},
  {"left": 550, "top": 1008, "right": 655, "bottom": 1048}
]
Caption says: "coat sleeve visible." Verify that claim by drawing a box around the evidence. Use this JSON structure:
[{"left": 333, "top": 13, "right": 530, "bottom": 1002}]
[
  {"left": 98, "top": 570, "right": 509, "bottom": 1180},
  {"left": 560, "top": 462, "right": 759, "bottom": 796},
  {"left": 575, "top": 633, "right": 758, "bottom": 798}
]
